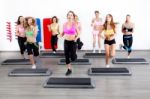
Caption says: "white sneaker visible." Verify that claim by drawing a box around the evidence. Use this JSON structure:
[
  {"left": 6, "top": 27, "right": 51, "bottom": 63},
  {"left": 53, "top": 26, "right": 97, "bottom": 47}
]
[
  {"left": 119, "top": 44, "right": 123, "bottom": 50},
  {"left": 93, "top": 49, "right": 96, "bottom": 53},
  {"left": 106, "top": 64, "right": 110, "bottom": 68},
  {"left": 32, "top": 65, "right": 36, "bottom": 69},
  {"left": 127, "top": 56, "right": 130, "bottom": 58},
  {"left": 98, "top": 49, "right": 101, "bottom": 53}
]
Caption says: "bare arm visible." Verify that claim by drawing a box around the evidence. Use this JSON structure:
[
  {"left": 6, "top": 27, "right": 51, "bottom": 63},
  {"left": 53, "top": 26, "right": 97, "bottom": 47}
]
[
  {"left": 33, "top": 26, "right": 38, "bottom": 38},
  {"left": 15, "top": 25, "right": 19, "bottom": 36},
  {"left": 75, "top": 24, "right": 81, "bottom": 40},
  {"left": 57, "top": 25, "right": 60, "bottom": 34},
  {"left": 91, "top": 18, "right": 95, "bottom": 27},
  {"left": 100, "top": 26, "right": 105, "bottom": 39},
  {"left": 132, "top": 23, "right": 135, "bottom": 33},
  {"left": 58, "top": 24, "right": 65, "bottom": 38},
  {"left": 47, "top": 25, "right": 51, "bottom": 32},
  {"left": 122, "top": 24, "right": 125, "bottom": 33}
]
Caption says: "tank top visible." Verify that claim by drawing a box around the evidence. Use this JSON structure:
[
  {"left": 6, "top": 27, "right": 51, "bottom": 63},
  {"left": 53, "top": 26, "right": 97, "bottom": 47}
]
[
  {"left": 63, "top": 23, "right": 76, "bottom": 35},
  {"left": 17, "top": 25, "right": 25, "bottom": 37},
  {"left": 104, "top": 29, "right": 115, "bottom": 36}
]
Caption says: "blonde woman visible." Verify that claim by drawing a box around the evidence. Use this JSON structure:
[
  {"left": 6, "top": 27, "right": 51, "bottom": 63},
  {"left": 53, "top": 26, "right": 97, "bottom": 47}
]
[
  {"left": 25, "top": 17, "right": 39, "bottom": 69},
  {"left": 102, "top": 14, "right": 116, "bottom": 68}
]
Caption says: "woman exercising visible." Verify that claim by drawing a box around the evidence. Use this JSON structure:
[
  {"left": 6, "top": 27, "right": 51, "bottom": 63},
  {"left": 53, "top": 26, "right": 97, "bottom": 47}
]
[
  {"left": 48, "top": 16, "right": 59, "bottom": 53},
  {"left": 91, "top": 10, "right": 103, "bottom": 53},
  {"left": 75, "top": 15, "right": 83, "bottom": 50},
  {"left": 59, "top": 11, "right": 80, "bottom": 75},
  {"left": 25, "top": 17, "right": 39, "bottom": 69},
  {"left": 16, "top": 16, "right": 26, "bottom": 59},
  {"left": 101, "top": 14, "right": 116, "bottom": 68},
  {"left": 120, "top": 15, "right": 135, "bottom": 58}
]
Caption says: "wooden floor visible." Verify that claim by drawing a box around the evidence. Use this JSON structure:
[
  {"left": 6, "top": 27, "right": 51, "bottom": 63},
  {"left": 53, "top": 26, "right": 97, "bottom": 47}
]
[{"left": 0, "top": 50, "right": 150, "bottom": 99}]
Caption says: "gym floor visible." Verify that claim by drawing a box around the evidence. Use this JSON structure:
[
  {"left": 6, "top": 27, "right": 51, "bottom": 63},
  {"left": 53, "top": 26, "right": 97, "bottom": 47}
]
[{"left": 0, "top": 50, "right": 150, "bottom": 99}]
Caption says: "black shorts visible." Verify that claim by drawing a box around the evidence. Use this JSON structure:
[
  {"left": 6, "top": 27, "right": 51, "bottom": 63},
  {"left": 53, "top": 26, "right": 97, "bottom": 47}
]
[
  {"left": 104, "top": 39, "right": 116, "bottom": 45},
  {"left": 26, "top": 42, "right": 39, "bottom": 56}
]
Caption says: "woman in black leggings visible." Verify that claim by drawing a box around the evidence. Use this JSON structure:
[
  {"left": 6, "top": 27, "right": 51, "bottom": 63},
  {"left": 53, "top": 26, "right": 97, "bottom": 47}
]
[
  {"left": 16, "top": 16, "right": 26, "bottom": 59},
  {"left": 59, "top": 11, "right": 80, "bottom": 75},
  {"left": 120, "top": 14, "right": 135, "bottom": 58},
  {"left": 48, "top": 16, "right": 59, "bottom": 53}
]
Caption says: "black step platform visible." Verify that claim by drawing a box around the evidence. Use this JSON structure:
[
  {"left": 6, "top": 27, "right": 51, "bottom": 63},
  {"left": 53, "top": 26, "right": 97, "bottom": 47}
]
[
  {"left": 1, "top": 59, "right": 31, "bottom": 65},
  {"left": 83, "top": 53, "right": 105, "bottom": 58},
  {"left": 43, "top": 77, "right": 95, "bottom": 88},
  {"left": 8, "top": 68, "right": 52, "bottom": 76},
  {"left": 40, "top": 52, "right": 65, "bottom": 58},
  {"left": 112, "top": 58, "right": 149, "bottom": 64},
  {"left": 58, "top": 59, "right": 91, "bottom": 65},
  {"left": 88, "top": 67, "right": 131, "bottom": 76}
]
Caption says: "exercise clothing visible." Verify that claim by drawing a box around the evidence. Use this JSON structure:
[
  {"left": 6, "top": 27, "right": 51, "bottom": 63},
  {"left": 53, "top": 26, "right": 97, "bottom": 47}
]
[{"left": 63, "top": 23, "right": 76, "bottom": 35}]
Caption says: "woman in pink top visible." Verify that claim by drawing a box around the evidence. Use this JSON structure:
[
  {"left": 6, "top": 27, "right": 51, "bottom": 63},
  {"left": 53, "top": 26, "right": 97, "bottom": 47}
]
[
  {"left": 59, "top": 11, "right": 80, "bottom": 76},
  {"left": 91, "top": 11, "right": 103, "bottom": 53},
  {"left": 16, "top": 16, "right": 26, "bottom": 59}
]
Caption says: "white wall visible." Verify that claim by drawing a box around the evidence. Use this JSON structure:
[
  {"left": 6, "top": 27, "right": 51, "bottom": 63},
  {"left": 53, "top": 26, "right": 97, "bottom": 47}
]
[{"left": 0, "top": 0, "right": 150, "bottom": 51}]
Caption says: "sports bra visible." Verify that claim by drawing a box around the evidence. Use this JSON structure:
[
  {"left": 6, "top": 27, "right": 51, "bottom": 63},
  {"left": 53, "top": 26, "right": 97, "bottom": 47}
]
[
  {"left": 26, "top": 31, "right": 34, "bottom": 37},
  {"left": 63, "top": 23, "right": 76, "bottom": 35},
  {"left": 93, "top": 20, "right": 103, "bottom": 26},
  {"left": 123, "top": 27, "right": 133, "bottom": 32},
  {"left": 104, "top": 29, "right": 115, "bottom": 35}
]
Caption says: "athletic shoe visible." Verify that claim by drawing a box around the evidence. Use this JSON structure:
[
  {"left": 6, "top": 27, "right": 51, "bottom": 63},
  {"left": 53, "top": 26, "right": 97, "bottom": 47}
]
[
  {"left": 98, "top": 49, "right": 101, "bottom": 53},
  {"left": 106, "top": 64, "right": 110, "bottom": 68},
  {"left": 32, "top": 65, "right": 36, "bottom": 69},
  {"left": 127, "top": 56, "right": 130, "bottom": 58},
  {"left": 119, "top": 44, "right": 123, "bottom": 50},
  {"left": 65, "top": 69, "right": 72, "bottom": 76},
  {"left": 93, "top": 50, "right": 96, "bottom": 53}
]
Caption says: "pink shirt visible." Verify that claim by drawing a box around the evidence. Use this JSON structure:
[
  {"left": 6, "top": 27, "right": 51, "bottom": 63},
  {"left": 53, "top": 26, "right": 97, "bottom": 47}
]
[
  {"left": 63, "top": 22, "right": 76, "bottom": 35},
  {"left": 17, "top": 25, "right": 25, "bottom": 37}
]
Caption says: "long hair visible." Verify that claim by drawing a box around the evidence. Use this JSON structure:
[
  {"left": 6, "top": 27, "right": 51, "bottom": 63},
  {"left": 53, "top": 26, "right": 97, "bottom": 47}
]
[
  {"left": 16, "top": 16, "right": 25, "bottom": 26},
  {"left": 52, "top": 16, "right": 58, "bottom": 23},
  {"left": 67, "top": 10, "right": 76, "bottom": 19},
  {"left": 103, "top": 14, "right": 116, "bottom": 32},
  {"left": 25, "top": 17, "right": 36, "bottom": 29}
]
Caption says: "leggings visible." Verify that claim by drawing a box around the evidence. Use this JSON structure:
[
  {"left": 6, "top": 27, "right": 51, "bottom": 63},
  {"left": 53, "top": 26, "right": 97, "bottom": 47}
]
[
  {"left": 123, "top": 35, "right": 133, "bottom": 54},
  {"left": 18, "top": 37, "right": 26, "bottom": 54},
  {"left": 26, "top": 42, "right": 39, "bottom": 56},
  {"left": 64, "top": 40, "right": 77, "bottom": 64},
  {"left": 51, "top": 35, "right": 58, "bottom": 51}
]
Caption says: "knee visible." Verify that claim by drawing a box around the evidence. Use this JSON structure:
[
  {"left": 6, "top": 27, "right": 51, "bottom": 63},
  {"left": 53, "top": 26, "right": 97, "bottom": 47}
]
[
  {"left": 110, "top": 53, "right": 115, "bottom": 58},
  {"left": 66, "top": 59, "right": 70, "bottom": 64},
  {"left": 71, "top": 54, "right": 77, "bottom": 62}
]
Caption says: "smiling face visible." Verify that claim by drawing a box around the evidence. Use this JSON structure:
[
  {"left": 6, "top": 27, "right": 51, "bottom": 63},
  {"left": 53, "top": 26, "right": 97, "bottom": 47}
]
[{"left": 28, "top": 18, "right": 33, "bottom": 26}]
